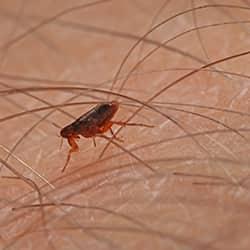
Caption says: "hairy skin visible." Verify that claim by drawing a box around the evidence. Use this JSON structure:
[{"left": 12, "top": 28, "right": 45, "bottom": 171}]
[{"left": 0, "top": 0, "right": 250, "bottom": 250}]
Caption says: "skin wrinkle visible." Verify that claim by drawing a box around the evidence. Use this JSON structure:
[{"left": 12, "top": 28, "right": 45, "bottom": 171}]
[
  {"left": 4, "top": 84, "right": 247, "bottom": 163},
  {"left": 99, "top": 50, "right": 250, "bottom": 160},
  {"left": 0, "top": 1, "right": 250, "bottom": 250},
  {"left": 2, "top": 127, "right": 249, "bottom": 222},
  {"left": 2, "top": 5, "right": 250, "bottom": 85},
  {"left": 1, "top": 92, "right": 248, "bottom": 171}
]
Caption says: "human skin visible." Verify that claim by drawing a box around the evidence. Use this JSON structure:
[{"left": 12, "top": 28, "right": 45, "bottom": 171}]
[{"left": 0, "top": 0, "right": 250, "bottom": 249}]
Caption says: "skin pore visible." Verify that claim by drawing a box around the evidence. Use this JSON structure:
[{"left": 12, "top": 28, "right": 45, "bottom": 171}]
[{"left": 0, "top": 0, "right": 250, "bottom": 249}]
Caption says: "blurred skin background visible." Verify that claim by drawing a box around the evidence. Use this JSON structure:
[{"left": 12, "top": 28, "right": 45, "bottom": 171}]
[{"left": 0, "top": 0, "right": 250, "bottom": 249}]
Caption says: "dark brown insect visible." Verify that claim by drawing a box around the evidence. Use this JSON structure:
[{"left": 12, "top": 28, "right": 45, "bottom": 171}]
[{"left": 60, "top": 101, "right": 152, "bottom": 172}]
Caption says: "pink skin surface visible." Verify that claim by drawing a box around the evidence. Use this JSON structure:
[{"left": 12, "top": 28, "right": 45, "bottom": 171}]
[{"left": 0, "top": 0, "right": 250, "bottom": 249}]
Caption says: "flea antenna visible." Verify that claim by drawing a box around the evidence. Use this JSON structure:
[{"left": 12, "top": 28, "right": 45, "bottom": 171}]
[{"left": 59, "top": 137, "right": 63, "bottom": 150}]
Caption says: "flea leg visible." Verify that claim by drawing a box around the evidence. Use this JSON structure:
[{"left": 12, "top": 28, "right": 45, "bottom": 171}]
[
  {"left": 98, "top": 122, "right": 124, "bottom": 142},
  {"left": 110, "top": 128, "right": 124, "bottom": 142},
  {"left": 93, "top": 137, "right": 96, "bottom": 147},
  {"left": 61, "top": 136, "right": 79, "bottom": 172},
  {"left": 111, "top": 120, "right": 154, "bottom": 128}
]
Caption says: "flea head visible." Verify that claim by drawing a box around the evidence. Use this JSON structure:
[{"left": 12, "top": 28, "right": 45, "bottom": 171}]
[{"left": 60, "top": 125, "right": 74, "bottom": 138}]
